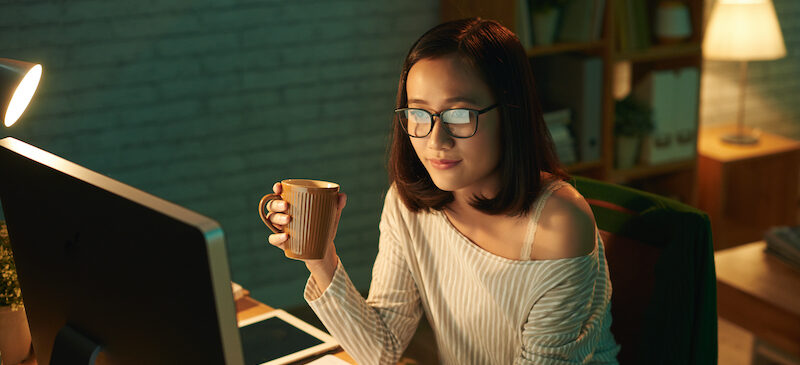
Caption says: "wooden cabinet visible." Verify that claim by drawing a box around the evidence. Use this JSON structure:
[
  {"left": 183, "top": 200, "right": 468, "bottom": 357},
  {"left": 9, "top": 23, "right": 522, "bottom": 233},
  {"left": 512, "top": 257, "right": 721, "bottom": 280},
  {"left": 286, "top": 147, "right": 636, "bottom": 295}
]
[
  {"left": 715, "top": 241, "right": 800, "bottom": 360},
  {"left": 697, "top": 125, "right": 800, "bottom": 250},
  {"left": 440, "top": 0, "right": 705, "bottom": 203}
]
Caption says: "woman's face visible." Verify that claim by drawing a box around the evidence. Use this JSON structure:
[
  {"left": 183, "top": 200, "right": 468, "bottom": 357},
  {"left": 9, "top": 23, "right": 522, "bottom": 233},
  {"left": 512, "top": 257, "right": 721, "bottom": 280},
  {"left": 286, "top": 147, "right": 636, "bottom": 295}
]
[{"left": 405, "top": 54, "right": 501, "bottom": 196}]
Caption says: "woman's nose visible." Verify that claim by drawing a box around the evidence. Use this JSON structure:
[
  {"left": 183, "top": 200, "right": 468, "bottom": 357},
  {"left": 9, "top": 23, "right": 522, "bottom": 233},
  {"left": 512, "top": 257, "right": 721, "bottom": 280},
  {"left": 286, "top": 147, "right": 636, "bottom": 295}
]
[{"left": 427, "top": 117, "right": 453, "bottom": 150}]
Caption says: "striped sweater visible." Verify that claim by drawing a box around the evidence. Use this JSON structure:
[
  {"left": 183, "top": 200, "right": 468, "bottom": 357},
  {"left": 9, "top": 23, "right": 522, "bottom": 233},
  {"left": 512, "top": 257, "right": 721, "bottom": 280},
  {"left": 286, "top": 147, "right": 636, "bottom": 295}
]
[{"left": 305, "top": 181, "right": 620, "bottom": 364}]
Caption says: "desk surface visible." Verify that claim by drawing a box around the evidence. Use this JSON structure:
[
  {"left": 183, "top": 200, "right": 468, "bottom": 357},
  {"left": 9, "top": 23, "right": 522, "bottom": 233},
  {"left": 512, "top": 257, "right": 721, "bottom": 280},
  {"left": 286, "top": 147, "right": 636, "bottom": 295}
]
[{"left": 715, "top": 241, "right": 800, "bottom": 358}]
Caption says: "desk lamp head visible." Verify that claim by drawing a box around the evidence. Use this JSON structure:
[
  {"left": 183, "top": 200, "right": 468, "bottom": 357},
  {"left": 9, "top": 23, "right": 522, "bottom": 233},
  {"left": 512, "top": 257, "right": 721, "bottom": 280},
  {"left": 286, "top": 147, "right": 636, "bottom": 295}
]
[{"left": 1, "top": 58, "right": 43, "bottom": 129}]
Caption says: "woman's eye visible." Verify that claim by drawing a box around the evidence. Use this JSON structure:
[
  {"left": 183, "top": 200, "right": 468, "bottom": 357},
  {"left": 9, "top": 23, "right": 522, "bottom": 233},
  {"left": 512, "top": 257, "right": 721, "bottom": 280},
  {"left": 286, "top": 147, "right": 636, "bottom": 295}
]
[
  {"left": 445, "top": 109, "right": 471, "bottom": 124},
  {"left": 409, "top": 110, "right": 429, "bottom": 122}
]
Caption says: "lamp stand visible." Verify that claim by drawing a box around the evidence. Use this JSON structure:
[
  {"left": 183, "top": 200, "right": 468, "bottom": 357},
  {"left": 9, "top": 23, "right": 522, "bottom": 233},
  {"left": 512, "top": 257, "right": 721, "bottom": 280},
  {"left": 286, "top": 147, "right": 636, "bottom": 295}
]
[{"left": 722, "top": 61, "right": 759, "bottom": 145}]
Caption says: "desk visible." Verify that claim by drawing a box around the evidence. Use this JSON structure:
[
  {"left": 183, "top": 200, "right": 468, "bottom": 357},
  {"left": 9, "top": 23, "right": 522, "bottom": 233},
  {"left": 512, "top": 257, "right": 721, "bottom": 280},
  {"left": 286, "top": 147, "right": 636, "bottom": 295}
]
[
  {"left": 697, "top": 125, "right": 800, "bottom": 250},
  {"left": 715, "top": 241, "right": 800, "bottom": 363},
  {"left": 235, "top": 295, "right": 357, "bottom": 364}
]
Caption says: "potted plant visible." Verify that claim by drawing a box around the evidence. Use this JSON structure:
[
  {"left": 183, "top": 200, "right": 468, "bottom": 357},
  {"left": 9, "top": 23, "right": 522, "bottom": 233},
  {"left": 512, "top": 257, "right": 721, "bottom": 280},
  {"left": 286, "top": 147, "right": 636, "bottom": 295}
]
[
  {"left": 614, "top": 95, "right": 654, "bottom": 169},
  {"left": 530, "top": 0, "right": 567, "bottom": 45},
  {"left": 0, "top": 220, "right": 34, "bottom": 365}
]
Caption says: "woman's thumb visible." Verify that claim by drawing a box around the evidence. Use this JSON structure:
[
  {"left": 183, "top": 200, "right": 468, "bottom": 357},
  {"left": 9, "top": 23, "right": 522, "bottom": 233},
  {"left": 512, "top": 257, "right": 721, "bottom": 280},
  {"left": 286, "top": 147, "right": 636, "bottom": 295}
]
[{"left": 337, "top": 193, "right": 347, "bottom": 212}]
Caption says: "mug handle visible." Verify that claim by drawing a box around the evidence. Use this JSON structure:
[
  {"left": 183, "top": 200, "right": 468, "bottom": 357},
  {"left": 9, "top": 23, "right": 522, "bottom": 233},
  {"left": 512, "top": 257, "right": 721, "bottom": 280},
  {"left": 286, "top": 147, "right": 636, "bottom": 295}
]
[{"left": 259, "top": 193, "right": 283, "bottom": 234}]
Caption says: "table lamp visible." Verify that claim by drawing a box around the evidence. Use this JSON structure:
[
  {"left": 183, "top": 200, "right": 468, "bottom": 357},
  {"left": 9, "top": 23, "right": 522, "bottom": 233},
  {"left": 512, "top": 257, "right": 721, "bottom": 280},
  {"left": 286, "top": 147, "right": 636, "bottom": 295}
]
[
  {"left": 702, "top": 0, "right": 786, "bottom": 145},
  {"left": 1, "top": 58, "right": 43, "bottom": 129}
]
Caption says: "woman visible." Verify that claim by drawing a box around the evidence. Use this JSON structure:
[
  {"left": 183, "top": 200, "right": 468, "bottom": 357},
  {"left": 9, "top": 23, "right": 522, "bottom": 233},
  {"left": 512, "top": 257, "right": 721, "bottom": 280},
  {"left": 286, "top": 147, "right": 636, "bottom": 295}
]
[{"left": 265, "top": 18, "right": 620, "bottom": 364}]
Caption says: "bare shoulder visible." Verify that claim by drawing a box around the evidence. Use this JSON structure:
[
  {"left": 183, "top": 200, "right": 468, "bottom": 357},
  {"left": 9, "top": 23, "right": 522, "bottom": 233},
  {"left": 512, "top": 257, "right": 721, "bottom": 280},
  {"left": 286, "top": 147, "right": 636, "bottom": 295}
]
[{"left": 530, "top": 183, "right": 597, "bottom": 260}]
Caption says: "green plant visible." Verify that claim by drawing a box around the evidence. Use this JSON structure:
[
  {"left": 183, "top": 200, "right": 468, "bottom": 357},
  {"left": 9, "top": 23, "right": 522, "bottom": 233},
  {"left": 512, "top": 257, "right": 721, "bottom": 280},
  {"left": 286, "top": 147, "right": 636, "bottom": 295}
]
[
  {"left": 530, "top": 0, "right": 568, "bottom": 12},
  {"left": 0, "top": 220, "right": 23, "bottom": 310},
  {"left": 614, "top": 95, "right": 654, "bottom": 137}
]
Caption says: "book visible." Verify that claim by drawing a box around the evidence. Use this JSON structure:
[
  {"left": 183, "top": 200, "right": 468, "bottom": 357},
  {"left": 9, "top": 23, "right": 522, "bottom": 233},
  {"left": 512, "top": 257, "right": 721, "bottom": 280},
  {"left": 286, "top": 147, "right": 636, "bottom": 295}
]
[
  {"left": 517, "top": 0, "right": 533, "bottom": 49},
  {"left": 625, "top": 0, "right": 638, "bottom": 50},
  {"left": 765, "top": 225, "right": 800, "bottom": 269},
  {"left": 591, "top": 0, "right": 606, "bottom": 40},
  {"left": 543, "top": 108, "right": 577, "bottom": 165},
  {"left": 559, "top": 0, "right": 594, "bottom": 42},
  {"left": 632, "top": 0, "right": 651, "bottom": 49},
  {"left": 615, "top": 0, "right": 629, "bottom": 52},
  {"left": 615, "top": 0, "right": 650, "bottom": 51},
  {"left": 539, "top": 55, "right": 603, "bottom": 163},
  {"left": 633, "top": 67, "right": 699, "bottom": 164}
]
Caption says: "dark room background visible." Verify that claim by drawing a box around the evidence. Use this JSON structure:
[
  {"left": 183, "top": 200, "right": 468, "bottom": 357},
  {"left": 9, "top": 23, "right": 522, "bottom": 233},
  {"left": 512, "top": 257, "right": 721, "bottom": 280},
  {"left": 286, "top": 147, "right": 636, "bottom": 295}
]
[
  {"left": 3, "top": 0, "right": 800, "bottom": 310},
  {"left": 0, "top": 0, "right": 438, "bottom": 308}
]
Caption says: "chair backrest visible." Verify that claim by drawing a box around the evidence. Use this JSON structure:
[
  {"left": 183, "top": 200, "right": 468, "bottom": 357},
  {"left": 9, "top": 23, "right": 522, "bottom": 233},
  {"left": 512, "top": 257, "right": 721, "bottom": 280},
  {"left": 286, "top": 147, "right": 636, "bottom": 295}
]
[{"left": 570, "top": 176, "right": 718, "bottom": 365}]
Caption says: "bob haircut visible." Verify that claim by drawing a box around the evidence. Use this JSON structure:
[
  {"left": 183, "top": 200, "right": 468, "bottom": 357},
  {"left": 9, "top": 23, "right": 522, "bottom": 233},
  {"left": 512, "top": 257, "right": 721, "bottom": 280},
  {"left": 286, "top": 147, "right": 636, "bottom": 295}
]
[{"left": 387, "top": 17, "right": 569, "bottom": 217}]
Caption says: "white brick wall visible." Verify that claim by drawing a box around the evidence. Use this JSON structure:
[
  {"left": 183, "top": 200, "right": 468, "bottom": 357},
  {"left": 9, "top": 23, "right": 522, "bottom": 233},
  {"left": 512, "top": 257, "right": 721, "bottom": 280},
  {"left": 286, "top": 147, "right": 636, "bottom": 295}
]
[
  {"left": 1, "top": 0, "right": 439, "bottom": 308},
  {"left": 701, "top": 0, "right": 800, "bottom": 139}
]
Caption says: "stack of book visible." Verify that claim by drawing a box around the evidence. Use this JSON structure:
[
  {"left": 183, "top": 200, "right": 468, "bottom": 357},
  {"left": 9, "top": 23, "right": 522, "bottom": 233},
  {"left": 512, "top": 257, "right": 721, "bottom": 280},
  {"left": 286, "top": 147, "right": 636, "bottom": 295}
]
[
  {"left": 764, "top": 225, "right": 800, "bottom": 269},
  {"left": 614, "top": 0, "right": 652, "bottom": 52},
  {"left": 543, "top": 108, "right": 577, "bottom": 165}
]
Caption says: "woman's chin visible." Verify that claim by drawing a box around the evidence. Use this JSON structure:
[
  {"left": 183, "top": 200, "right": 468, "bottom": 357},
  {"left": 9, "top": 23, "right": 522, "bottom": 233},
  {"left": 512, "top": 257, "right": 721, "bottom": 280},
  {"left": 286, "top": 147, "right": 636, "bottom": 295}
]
[{"left": 429, "top": 175, "right": 464, "bottom": 192}]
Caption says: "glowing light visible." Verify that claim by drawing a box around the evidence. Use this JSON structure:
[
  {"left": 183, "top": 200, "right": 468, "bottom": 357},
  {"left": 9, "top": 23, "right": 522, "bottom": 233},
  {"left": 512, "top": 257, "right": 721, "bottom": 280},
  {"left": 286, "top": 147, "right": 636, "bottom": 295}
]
[{"left": 4, "top": 64, "right": 42, "bottom": 127}]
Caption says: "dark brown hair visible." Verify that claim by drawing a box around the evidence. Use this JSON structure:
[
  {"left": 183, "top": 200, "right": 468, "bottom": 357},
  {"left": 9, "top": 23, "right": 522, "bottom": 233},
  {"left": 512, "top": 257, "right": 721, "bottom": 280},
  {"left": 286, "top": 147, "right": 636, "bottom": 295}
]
[{"left": 387, "top": 18, "right": 569, "bottom": 217}]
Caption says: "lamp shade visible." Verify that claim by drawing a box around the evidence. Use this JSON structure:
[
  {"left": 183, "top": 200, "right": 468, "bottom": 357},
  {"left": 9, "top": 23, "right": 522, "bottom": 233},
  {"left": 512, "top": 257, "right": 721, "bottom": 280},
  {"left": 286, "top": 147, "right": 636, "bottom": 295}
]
[
  {"left": 703, "top": 0, "right": 786, "bottom": 61},
  {"left": 1, "top": 58, "right": 43, "bottom": 128}
]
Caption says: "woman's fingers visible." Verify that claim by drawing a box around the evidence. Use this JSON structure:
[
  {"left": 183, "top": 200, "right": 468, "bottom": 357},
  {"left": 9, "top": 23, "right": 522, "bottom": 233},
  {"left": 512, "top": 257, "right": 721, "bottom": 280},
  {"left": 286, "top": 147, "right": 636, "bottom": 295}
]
[
  {"left": 266, "top": 182, "right": 290, "bottom": 250},
  {"left": 268, "top": 199, "right": 288, "bottom": 212},
  {"left": 267, "top": 182, "right": 287, "bottom": 213},
  {"left": 268, "top": 233, "right": 289, "bottom": 247},
  {"left": 269, "top": 212, "right": 291, "bottom": 225}
]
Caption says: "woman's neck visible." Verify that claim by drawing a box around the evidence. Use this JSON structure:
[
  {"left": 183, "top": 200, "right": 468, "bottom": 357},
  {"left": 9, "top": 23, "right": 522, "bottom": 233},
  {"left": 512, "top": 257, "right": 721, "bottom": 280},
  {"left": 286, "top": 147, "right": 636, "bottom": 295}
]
[
  {"left": 446, "top": 177, "right": 500, "bottom": 218},
  {"left": 445, "top": 170, "right": 553, "bottom": 219}
]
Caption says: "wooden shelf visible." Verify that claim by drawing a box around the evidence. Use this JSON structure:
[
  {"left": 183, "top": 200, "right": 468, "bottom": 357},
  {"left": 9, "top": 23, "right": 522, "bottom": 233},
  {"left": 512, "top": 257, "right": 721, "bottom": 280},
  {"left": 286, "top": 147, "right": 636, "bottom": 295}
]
[
  {"left": 526, "top": 41, "right": 607, "bottom": 57},
  {"left": 614, "top": 42, "right": 702, "bottom": 62},
  {"left": 609, "top": 158, "right": 697, "bottom": 182},
  {"left": 566, "top": 160, "right": 604, "bottom": 173},
  {"left": 441, "top": 0, "right": 705, "bottom": 201}
]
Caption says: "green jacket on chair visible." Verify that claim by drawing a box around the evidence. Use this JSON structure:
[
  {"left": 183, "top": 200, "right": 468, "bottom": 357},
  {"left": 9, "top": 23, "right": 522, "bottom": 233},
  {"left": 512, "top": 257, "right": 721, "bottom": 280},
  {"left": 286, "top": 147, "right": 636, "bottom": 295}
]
[{"left": 570, "top": 176, "right": 718, "bottom": 365}]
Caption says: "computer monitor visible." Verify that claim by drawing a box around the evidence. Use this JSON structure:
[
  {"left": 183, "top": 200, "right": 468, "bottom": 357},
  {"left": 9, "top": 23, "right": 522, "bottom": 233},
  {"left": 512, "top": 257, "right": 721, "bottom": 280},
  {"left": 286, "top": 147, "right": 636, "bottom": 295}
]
[{"left": 0, "top": 137, "right": 244, "bottom": 365}]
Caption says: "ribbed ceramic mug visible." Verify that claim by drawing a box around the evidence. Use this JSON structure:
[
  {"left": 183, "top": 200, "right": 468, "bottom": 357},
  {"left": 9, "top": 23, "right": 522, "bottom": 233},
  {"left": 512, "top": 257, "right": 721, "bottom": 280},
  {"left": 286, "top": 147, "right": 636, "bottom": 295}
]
[{"left": 258, "top": 179, "right": 339, "bottom": 260}]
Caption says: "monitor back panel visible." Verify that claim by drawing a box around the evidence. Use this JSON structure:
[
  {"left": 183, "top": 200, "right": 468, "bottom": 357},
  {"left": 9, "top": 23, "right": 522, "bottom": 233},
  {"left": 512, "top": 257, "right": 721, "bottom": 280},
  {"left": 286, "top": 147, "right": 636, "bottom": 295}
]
[{"left": 0, "top": 138, "right": 243, "bottom": 365}]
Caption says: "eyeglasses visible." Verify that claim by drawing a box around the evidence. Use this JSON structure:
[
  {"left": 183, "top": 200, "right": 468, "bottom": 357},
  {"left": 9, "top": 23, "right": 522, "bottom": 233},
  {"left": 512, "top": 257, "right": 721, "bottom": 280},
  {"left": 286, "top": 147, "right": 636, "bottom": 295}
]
[{"left": 395, "top": 104, "right": 498, "bottom": 138}]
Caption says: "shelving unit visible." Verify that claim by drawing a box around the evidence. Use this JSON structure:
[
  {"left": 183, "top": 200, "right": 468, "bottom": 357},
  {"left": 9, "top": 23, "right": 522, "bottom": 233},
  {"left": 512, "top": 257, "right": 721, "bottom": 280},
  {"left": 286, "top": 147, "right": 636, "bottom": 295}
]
[
  {"left": 526, "top": 41, "right": 606, "bottom": 57},
  {"left": 441, "top": 0, "right": 705, "bottom": 204}
]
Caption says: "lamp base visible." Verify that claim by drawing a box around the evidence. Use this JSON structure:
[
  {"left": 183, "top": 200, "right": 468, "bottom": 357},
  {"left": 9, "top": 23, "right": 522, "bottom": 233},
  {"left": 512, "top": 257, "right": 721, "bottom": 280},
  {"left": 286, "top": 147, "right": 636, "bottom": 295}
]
[{"left": 721, "top": 132, "right": 759, "bottom": 145}]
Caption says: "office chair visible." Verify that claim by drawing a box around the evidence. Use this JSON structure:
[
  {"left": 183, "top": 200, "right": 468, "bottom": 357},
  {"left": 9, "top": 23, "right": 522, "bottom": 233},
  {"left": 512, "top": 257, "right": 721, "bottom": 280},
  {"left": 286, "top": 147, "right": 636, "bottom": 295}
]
[{"left": 571, "top": 176, "right": 718, "bottom": 365}]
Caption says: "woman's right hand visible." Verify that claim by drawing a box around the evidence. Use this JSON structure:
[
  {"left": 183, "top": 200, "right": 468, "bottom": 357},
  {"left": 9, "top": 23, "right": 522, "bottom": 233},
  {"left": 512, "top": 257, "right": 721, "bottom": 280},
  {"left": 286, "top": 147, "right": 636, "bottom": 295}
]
[
  {"left": 265, "top": 182, "right": 291, "bottom": 249},
  {"left": 264, "top": 181, "right": 347, "bottom": 290}
]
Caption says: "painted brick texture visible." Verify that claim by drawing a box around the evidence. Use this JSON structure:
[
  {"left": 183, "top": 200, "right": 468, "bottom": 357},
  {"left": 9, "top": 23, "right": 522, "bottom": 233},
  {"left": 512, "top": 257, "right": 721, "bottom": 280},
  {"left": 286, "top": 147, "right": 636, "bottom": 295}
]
[{"left": 1, "top": 1, "right": 439, "bottom": 308}]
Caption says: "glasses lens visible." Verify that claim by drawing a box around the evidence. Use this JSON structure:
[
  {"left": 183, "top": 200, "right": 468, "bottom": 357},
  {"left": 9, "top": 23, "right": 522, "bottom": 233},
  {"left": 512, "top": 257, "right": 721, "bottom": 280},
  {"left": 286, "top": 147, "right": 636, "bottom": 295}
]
[
  {"left": 398, "top": 109, "right": 432, "bottom": 137},
  {"left": 441, "top": 109, "right": 477, "bottom": 137}
]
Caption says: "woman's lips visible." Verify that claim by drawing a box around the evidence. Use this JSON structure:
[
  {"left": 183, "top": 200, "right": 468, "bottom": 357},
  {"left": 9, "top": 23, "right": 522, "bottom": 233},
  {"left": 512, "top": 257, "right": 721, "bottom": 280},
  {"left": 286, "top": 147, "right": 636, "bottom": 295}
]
[{"left": 429, "top": 159, "right": 461, "bottom": 169}]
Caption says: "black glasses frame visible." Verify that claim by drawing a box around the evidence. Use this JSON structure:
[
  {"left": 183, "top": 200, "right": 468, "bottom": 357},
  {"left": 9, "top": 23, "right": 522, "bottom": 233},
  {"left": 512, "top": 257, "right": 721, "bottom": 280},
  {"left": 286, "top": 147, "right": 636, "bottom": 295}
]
[{"left": 395, "top": 104, "right": 499, "bottom": 139}]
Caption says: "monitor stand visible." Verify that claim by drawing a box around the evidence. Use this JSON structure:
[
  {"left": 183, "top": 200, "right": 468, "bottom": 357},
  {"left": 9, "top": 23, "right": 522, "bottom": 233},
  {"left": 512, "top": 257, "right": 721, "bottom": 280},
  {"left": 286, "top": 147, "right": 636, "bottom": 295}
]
[{"left": 50, "top": 325, "right": 102, "bottom": 365}]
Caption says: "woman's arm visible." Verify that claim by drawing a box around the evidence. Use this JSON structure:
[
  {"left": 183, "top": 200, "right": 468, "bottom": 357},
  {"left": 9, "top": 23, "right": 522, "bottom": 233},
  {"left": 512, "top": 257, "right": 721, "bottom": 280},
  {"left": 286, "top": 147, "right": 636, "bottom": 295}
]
[
  {"left": 516, "top": 189, "right": 619, "bottom": 364},
  {"left": 515, "top": 257, "right": 612, "bottom": 364},
  {"left": 304, "top": 187, "right": 424, "bottom": 365}
]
